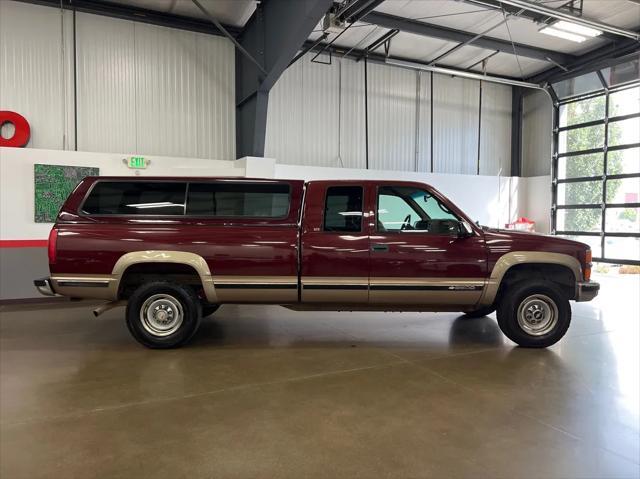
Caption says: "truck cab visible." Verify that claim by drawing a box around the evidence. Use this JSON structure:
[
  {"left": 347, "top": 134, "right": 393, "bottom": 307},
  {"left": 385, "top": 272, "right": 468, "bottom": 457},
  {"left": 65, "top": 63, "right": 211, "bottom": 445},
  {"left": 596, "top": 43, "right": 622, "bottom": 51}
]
[{"left": 35, "top": 177, "right": 599, "bottom": 349}]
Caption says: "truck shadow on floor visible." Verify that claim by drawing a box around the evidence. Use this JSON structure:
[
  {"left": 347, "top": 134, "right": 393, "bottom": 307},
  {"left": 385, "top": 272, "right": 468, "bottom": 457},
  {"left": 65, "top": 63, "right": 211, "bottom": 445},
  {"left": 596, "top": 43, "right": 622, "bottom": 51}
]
[{"left": 190, "top": 314, "right": 504, "bottom": 349}]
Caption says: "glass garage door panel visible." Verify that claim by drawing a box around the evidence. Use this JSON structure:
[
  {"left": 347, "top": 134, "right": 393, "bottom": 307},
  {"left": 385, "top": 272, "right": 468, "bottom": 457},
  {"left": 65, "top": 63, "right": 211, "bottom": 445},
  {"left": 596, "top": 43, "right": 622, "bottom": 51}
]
[
  {"left": 559, "top": 96, "right": 606, "bottom": 128},
  {"left": 608, "top": 147, "right": 640, "bottom": 175},
  {"left": 608, "top": 117, "right": 640, "bottom": 147},
  {"left": 557, "top": 153, "right": 603, "bottom": 179},
  {"left": 605, "top": 237, "right": 640, "bottom": 261},
  {"left": 558, "top": 181, "right": 602, "bottom": 205},
  {"left": 609, "top": 86, "right": 640, "bottom": 117},
  {"left": 557, "top": 209, "right": 601, "bottom": 233},
  {"left": 553, "top": 73, "right": 602, "bottom": 100},
  {"left": 559, "top": 125, "right": 605, "bottom": 153},
  {"left": 553, "top": 72, "right": 639, "bottom": 265},
  {"left": 605, "top": 208, "right": 640, "bottom": 233},
  {"left": 606, "top": 177, "right": 640, "bottom": 203}
]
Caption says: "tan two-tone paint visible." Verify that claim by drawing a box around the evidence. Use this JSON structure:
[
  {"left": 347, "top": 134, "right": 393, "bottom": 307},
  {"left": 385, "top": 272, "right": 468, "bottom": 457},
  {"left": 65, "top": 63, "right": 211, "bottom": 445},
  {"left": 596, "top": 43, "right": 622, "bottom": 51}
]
[
  {"left": 477, "top": 251, "right": 583, "bottom": 306},
  {"left": 51, "top": 250, "right": 583, "bottom": 309}
]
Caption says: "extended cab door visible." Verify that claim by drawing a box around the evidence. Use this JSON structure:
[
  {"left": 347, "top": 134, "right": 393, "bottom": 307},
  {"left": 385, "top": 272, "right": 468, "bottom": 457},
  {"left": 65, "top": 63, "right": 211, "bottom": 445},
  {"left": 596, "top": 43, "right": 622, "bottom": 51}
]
[
  {"left": 300, "top": 181, "right": 371, "bottom": 303},
  {"left": 369, "top": 183, "right": 487, "bottom": 306}
]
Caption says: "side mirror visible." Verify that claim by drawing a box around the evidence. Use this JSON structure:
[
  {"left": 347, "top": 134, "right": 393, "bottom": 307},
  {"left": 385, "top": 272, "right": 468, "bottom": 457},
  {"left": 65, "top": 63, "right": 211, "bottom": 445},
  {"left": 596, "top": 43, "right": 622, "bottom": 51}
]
[{"left": 456, "top": 221, "right": 473, "bottom": 238}]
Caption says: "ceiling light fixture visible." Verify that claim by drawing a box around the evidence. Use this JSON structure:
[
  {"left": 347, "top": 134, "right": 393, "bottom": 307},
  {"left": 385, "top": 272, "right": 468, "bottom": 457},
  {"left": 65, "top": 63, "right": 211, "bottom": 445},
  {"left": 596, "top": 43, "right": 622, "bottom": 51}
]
[
  {"left": 539, "top": 25, "right": 586, "bottom": 43},
  {"left": 554, "top": 20, "right": 602, "bottom": 37}
]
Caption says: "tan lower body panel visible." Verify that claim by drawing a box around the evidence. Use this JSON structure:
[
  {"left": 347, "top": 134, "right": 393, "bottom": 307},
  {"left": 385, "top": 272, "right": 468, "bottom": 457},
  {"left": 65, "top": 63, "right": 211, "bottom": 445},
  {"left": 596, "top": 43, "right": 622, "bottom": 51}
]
[
  {"left": 212, "top": 276, "right": 298, "bottom": 303},
  {"left": 50, "top": 272, "right": 486, "bottom": 309},
  {"left": 301, "top": 277, "right": 368, "bottom": 303},
  {"left": 369, "top": 277, "right": 485, "bottom": 305},
  {"left": 51, "top": 274, "right": 118, "bottom": 300}
]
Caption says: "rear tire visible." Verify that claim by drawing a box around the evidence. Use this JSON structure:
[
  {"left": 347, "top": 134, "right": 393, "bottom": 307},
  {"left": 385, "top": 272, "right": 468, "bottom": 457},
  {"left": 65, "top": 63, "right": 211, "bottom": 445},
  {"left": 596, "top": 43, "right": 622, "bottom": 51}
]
[
  {"left": 126, "top": 282, "right": 202, "bottom": 349},
  {"left": 463, "top": 306, "right": 495, "bottom": 318},
  {"left": 496, "top": 280, "right": 571, "bottom": 348}
]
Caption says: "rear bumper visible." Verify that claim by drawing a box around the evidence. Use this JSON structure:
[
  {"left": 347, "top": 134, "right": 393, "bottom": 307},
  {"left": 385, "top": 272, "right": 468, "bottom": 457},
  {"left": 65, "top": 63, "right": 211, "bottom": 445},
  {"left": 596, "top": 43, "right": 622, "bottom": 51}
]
[
  {"left": 576, "top": 281, "right": 599, "bottom": 302},
  {"left": 34, "top": 277, "right": 56, "bottom": 297}
]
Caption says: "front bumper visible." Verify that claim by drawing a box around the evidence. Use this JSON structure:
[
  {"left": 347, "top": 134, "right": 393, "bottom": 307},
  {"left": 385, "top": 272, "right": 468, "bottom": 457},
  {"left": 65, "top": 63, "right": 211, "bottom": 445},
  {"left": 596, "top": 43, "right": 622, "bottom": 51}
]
[
  {"left": 576, "top": 281, "right": 599, "bottom": 302},
  {"left": 34, "top": 277, "right": 56, "bottom": 297}
]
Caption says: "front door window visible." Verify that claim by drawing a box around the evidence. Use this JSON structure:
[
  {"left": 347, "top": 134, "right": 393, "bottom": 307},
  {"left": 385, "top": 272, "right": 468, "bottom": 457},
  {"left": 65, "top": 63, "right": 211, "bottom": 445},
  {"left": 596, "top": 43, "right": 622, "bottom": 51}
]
[{"left": 377, "top": 186, "right": 460, "bottom": 234}]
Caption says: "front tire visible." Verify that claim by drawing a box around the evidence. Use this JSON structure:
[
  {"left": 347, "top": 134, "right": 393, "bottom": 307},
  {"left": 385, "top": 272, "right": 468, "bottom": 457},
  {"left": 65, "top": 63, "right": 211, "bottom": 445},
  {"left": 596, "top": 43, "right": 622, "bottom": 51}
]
[
  {"left": 496, "top": 280, "right": 571, "bottom": 348},
  {"left": 126, "top": 282, "right": 202, "bottom": 349}
]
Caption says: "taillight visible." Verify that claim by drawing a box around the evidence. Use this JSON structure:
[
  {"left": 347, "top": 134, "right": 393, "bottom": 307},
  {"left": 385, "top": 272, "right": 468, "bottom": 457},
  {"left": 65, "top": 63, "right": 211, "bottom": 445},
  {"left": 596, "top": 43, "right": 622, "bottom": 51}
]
[
  {"left": 48, "top": 228, "right": 58, "bottom": 265},
  {"left": 584, "top": 249, "right": 592, "bottom": 281}
]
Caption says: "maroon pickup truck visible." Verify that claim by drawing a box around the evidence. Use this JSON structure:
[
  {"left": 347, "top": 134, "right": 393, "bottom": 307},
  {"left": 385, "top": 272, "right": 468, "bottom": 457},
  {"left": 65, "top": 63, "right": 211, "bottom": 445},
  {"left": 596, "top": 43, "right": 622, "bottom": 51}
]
[{"left": 35, "top": 177, "right": 599, "bottom": 349}]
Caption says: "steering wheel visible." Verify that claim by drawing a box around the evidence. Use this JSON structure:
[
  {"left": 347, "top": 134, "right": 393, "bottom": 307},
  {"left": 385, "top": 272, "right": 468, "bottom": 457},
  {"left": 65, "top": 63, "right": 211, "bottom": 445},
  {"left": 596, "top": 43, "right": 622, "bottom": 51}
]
[{"left": 401, "top": 214, "right": 412, "bottom": 230}]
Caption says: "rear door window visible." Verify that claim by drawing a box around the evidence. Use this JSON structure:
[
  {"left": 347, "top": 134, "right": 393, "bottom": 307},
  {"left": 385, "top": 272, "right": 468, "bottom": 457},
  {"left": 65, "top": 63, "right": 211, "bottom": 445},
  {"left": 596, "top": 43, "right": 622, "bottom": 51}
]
[
  {"left": 82, "top": 182, "right": 186, "bottom": 215},
  {"left": 323, "top": 186, "right": 363, "bottom": 232},
  {"left": 186, "top": 182, "right": 290, "bottom": 218}
]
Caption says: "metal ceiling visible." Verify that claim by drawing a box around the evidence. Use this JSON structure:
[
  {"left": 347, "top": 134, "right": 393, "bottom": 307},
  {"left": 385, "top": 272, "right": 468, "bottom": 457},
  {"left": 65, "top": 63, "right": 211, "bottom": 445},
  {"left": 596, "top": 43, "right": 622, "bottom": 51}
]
[
  {"left": 24, "top": 0, "right": 640, "bottom": 80},
  {"left": 323, "top": 0, "right": 640, "bottom": 79}
]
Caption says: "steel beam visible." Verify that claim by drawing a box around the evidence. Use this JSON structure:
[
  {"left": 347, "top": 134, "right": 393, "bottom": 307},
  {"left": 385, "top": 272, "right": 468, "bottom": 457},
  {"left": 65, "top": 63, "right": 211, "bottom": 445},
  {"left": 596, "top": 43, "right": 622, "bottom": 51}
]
[
  {"left": 235, "top": 0, "right": 333, "bottom": 158},
  {"left": 336, "top": 0, "right": 386, "bottom": 23},
  {"left": 511, "top": 87, "right": 524, "bottom": 176},
  {"left": 304, "top": 39, "right": 525, "bottom": 82},
  {"left": 362, "top": 11, "right": 574, "bottom": 65},
  {"left": 528, "top": 39, "right": 640, "bottom": 84},
  {"left": 458, "top": 0, "right": 619, "bottom": 40},
  {"left": 496, "top": 0, "right": 640, "bottom": 40},
  {"left": 16, "top": 0, "right": 241, "bottom": 37}
]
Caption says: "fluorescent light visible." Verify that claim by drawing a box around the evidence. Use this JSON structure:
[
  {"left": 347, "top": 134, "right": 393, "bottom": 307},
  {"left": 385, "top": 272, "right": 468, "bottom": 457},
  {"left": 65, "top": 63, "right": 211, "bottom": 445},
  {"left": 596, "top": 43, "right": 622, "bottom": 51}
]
[
  {"left": 554, "top": 20, "right": 602, "bottom": 37},
  {"left": 539, "top": 25, "right": 586, "bottom": 43}
]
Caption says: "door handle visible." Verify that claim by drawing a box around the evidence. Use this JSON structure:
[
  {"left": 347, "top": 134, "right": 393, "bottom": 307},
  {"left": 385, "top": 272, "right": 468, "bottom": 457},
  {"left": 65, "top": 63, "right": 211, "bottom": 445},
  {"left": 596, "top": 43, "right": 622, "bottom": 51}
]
[{"left": 371, "top": 243, "right": 389, "bottom": 252}]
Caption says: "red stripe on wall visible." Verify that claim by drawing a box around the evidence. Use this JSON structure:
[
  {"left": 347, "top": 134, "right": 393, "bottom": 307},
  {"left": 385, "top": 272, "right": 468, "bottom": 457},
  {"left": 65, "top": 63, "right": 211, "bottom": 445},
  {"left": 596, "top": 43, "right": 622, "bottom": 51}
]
[{"left": 0, "top": 240, "right": 48, "bottom": 248}]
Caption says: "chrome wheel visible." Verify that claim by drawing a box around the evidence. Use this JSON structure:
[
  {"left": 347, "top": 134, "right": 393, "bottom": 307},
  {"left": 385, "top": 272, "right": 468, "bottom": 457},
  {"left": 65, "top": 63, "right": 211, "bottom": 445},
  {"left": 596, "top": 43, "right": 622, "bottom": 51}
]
[
  {"left": 139, "top": 294, "right": 184, "bottom": 337},
  {"left": 517, "top": 294, "right": 558, "bottom": 336}
]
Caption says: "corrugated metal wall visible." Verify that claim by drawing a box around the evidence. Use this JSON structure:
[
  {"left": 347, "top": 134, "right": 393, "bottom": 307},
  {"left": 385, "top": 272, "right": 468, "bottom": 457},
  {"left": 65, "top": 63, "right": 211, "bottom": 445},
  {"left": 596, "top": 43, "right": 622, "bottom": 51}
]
[
  {"left": 416, "top": 72, "right": 432, "bottom": 173},
  {"left": 522, "top": 90, "right": 552, "bottom": 177},
  {"left": 265, "top": 57, "right": 305, "bottom": 164},
  {"left": 1, "top": 1, "right": 235, "bottom": 160},
  {"left": 265, "top": 54, "right": 343, "bottom": 168},
  {"left": 367, "top": 63, "right": 417, "bottom": 172},
  {"left": 0, "top": 1, "right": 74, "bottom": 150},
  {"left": 266, "top": 58, "right": 512, "bottom": 176},
  {"left": 432, "top": 75, "right": 480, "bottom": 175},
  {"left": 479, "top": 82, "right": 512, "bottom": 176},
  {"left": 75, "top": 13, "right": 137, "bottom": 154}
]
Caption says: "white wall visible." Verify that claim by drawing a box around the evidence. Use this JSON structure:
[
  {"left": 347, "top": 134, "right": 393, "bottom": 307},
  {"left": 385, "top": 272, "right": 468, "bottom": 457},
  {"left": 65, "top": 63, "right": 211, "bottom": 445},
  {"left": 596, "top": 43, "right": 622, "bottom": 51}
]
[
  {"left": 0, "top": 1, "right": 235, "bottom": 160},
  {"left": 275, "top": 163, "right": 521, "bottom": 229},
  {"left": 520, "top": 175, "right": 552, "bottom": 234},
  {"left": 0, "top": 146, "right": 550, "bottom": 242},
  {"left": 0, "top": 147, "right": 243, "bottom": 241},
  {"left": 266, "top": 55, "right": 512, "bottom": 176}
]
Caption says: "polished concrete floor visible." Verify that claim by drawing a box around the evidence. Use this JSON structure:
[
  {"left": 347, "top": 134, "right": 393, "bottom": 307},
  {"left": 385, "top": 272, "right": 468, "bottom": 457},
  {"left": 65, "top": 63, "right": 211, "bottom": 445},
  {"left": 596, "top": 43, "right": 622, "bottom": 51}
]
[{"left": 1, "top": 273, "right": 639, "bottom": 479}]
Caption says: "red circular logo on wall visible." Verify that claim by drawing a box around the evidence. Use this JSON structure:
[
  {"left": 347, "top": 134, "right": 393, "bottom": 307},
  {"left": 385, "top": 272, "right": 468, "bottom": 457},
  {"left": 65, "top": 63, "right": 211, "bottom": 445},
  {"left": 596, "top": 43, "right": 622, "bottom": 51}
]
[{"left": 0, "top": 111, "right": 30, "bottom": 147}]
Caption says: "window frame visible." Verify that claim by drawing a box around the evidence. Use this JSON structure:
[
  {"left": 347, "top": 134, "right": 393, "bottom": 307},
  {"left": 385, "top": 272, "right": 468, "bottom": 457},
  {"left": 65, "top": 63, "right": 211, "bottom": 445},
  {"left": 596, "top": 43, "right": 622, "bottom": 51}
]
[
  {"left": 375, "top": 185, "right": 462, "bottom": 235},
  {"left": 79, "top": 179, "right": 188, "bottom": 217},
  {"left": 79, "top": 179, "right": 292, "bottom": 220},
  {"left": 551, "top": 78, "right": 640, "bottom": 266},
  {"left": 322, "top": 185, "right": 365, "bottom": 233},
  {"left": 184, "top": 181, "right": 291, "bottom": 219}
]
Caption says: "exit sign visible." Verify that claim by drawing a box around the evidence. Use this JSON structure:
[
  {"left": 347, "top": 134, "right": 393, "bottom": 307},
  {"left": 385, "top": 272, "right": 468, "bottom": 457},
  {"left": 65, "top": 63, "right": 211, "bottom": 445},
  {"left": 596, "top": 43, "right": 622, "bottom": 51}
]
[{"left": 127, "top": 156, "right": 148, "bottom": 169}]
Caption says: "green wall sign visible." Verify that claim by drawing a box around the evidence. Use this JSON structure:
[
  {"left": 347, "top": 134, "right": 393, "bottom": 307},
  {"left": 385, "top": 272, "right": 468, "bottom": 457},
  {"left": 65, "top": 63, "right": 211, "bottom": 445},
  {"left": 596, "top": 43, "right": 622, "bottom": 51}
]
[{"left": 127, "top": 156, "right": 148, "bottom": 169}]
